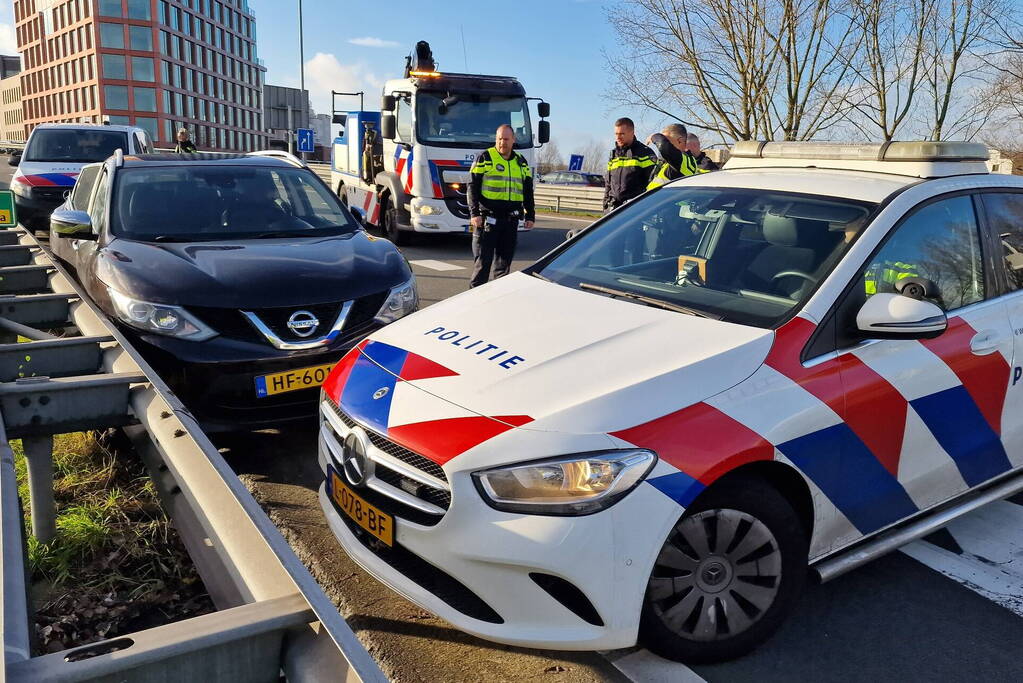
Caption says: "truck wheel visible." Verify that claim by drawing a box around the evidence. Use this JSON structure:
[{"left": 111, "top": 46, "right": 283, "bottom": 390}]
[
  {"left": 337, "top": 183, "right": 348, "bottom": 206},
  {"left": 382, "top": 196, "right": 412, "bottom": 246},
  {"left": 640, "top": 479, "right": 808, "bottom": 663}
]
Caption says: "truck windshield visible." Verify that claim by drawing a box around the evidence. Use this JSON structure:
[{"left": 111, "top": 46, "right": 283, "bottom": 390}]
[
  {"left": 24, "top": 129, "right": 129, "bottom": 163},
  {"left": 537, "top": 187, "right": 876, "bottom": 329},
  {"left": 111, "top": 166, "right": 358, "bottom": 242},
  {"left": 416, "top": 93, "right": 532, "bottom": 148}
]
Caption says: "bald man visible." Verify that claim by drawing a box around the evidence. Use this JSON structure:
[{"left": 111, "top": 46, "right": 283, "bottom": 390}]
[{"left": 466, "top": 125, "right": 535, "bottom": 287}]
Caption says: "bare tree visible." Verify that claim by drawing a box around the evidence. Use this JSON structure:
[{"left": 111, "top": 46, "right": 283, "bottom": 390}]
[
  {"left": 605, "top": 0, "right": 861, "bottom": 141},
  {"left": 535, "top": 139, "right": 565, "bottom": 175}
]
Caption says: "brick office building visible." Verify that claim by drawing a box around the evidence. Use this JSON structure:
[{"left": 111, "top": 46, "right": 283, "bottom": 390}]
[{"left": 13, "top": 0, "right": 267, "bottom": 152}]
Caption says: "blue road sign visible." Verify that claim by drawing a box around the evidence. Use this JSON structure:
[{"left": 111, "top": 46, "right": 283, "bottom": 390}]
[
  {"left": 568, "top": 154, "right": 584, "bottom": 171},
  {"left": 296, "top": 128, "right": 315, "bottom": 153}
]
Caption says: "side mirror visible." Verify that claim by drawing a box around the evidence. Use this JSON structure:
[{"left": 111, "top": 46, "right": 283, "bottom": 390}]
[
  {"left": 538, "top": 120, "right": 550, "bottom": 145},
  {"left": 51, "top": 208, "right": 96, "bottom": 240},
  {"left": 380, "top": 113, "right": 396, "bottom": 140},
  {"left": 537, "top": 102, "right": 550, "bottom": 118},
  {"left": 381, "top": 95, "right": 396, "bottom": 112},
  {"left": 332, "top": 113, "right": 347, "bottom": 126},
  {"left": 442, "top": 94, "right": 459, "bottom": 108},
  {"left": 349, "top": 207, "right": 365, "bottom": 226},
  {"left": 856, "top": 293, "right": 946, "bottom": 339},
  {"left": 9, "top": 154, "right": 20, "bottom": 167}
]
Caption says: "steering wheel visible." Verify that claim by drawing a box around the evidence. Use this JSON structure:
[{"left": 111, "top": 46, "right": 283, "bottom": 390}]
[{"left": 772, "top": 270, "right": 818, "bottom": 286}]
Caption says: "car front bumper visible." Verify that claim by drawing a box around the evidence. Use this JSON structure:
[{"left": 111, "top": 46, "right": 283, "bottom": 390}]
[{"left": 316, "top": 404, "right": 686, "bottom": 650}]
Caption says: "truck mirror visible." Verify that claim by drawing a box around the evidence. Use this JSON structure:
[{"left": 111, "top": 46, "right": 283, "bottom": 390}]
[
  {"left": 381, "top": 95, "right": 396, "bottom": 112},
  {"left": 442, "top": 95, "right": 459, "bottom": 108},
  {"left": 538, "top": 102, "right": 550, "bottom": 118},
  {"left": 381, "top": 113, "right": 396, "bottom": 140},
  {"left": 538, "top": 120, "right": 550, "bottom": 145},
  {"left": 332, "top": 114, "right": 347, "bottom": 126}
]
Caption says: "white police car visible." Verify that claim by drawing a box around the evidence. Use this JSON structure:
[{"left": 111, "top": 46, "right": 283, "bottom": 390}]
[{"left": 317, "top": 141, "right": 1023, "bottom": 662}]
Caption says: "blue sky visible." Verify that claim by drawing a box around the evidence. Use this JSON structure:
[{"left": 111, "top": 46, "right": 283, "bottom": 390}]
[
  {"left": 0, "top": 1, "right": 659, "bottom": 158},
  {"left": 246, "top": 0, "right": 656, "bottom": 156}
]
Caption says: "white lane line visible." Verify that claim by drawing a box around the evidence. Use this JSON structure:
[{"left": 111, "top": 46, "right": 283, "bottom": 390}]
[
  {"left": 408, "top": 259, "right": 465, "bottom": 271},
  {"left": 901, "top": 500, "right": 1023, "bottom": 617},
  {"left": 604, "top": 649, "right": 707, "bottom": 683},
  {"left": 536, "top": 213, "right": 597, "bottom": 224}
]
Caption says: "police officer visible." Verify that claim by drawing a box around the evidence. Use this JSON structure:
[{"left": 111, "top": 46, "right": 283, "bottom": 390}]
[
  {"left": 467, "top": 125, "right": 535, "bottom": 288},
  {"left": 687, "top": 133, "right": 719, "bottom": 172},
  {"left": 174, "top": 128, "right": 197, "bottom": 154},
  {"left": 604, "top": 117, "right": 656, "bottom": 210},
  {"left": 647, "top": 123, "right": 698, "bottom": 190}
]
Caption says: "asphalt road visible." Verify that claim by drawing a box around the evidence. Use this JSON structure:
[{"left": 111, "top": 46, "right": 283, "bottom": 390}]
[{"left": 6, "top": 157, "right": 1023, "bottom": 682}]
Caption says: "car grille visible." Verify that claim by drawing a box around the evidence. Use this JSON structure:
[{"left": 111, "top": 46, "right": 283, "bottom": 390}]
[
  {"left": 31, "top": 186, "right": 70, "bottom": 203},
  {"left": 322, "top": 396, "right": 450, "bottom": 526},
  {"left": 189, "top": 291, "right": 387, "bottom": 346}
]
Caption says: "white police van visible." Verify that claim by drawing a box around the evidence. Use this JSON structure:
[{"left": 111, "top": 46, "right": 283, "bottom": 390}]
[{"left": 317, "top": 141, "right": 1023, "bottom": 662}]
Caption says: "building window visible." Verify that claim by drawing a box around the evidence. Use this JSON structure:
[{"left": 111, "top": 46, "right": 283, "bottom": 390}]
[
  {"left": 105, "top": 85, "right": 129, "bottom": 110},
  {"left": 134, "top": 87, "right": 157, "bottom": 112},
  {"left": 162, "top": 118, "right": 172, "bottom": 142},
  {"left": 99, "top": 23, "right": 124, "bottom": 49},
  {"left": 108, "top": 115, "right": 131, "bottom": 125},
  {"left": 127, "top": 0, "right": 151, "bottom": 20},
  {"left": 101, "top": 53, "right": 127, "bottom": 79},
  {"left": 134, "top": 116, "right": 157, "bottom": 140},
  {"left": 132, "top": 57, "right": 155, "bottom": 82},
  {"left": 99, "top": 0, "right": 122, "bottom": 18},
  {"left": 129, "top": 25, "right": 153, "bottom": 51}
]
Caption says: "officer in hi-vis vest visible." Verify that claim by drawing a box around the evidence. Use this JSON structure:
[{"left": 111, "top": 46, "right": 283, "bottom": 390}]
[{"left": 467, "top": 125, "right": 535, "bottom": 288}]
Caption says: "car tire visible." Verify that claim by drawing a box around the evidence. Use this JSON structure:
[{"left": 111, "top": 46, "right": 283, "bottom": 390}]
[
  {"left": 640, "top": 478, "right": 808, "bottom": 664},
  {"left": 382, "top": 196, "right": 412, "bottom": 245},
  {"left": 337, "top": 183, "right": 348, "bottom": 206}
]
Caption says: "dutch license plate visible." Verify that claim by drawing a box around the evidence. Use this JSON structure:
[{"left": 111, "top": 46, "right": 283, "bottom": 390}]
[
  {"left": 329, "top": 469, "right": 393, "bottom": 546},
  {"left": 254, "top": 362, "right": 335, "bottom": 398}
]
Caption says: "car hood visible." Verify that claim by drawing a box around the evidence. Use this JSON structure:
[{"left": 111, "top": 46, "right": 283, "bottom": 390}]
[
  {"left": 14, "top": 161, "right": 81, "bottom": 188},
  {"left": 353, "top": 272, "right": 774, "bottom": 436},
  {"left": 97, "top": 231, "right": 410, "bottom": 308}
]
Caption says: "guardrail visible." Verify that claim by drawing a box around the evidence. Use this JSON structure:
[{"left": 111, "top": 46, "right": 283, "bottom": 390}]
[
  {"left": 1, "top": 226, "right": 386, "bottom": 681},
  {"left": 533, "top": 185, "right": 604, "bottom": 214}
]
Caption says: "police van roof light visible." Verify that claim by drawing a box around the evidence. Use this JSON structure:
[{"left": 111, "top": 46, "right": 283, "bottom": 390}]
[
  {"left": 731, "top": 140, "right": 989, "bottom": 163},
  {"left": 409, "top": 70, "right": 441, "bottom": 78}
]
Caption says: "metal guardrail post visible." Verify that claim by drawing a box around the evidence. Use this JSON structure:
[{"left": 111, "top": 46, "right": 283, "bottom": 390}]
[
  {"left": 21, "top": 434, "right": 54, "bottom": 543},
  {"left": 0, "top": 412, "right": 31, "bottom": 669}
]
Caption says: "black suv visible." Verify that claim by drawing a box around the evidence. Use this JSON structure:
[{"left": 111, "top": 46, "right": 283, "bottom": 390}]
[{"left": 50, "top": 152, "right": 416, "bottom": 431}]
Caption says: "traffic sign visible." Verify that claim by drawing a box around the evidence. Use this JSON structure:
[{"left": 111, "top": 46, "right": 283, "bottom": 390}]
[
  {"left": 568, "top": 154, "right": 584, "bottom": 171},
  {"left": 0, "top": 190, "right": 17, "bottom": 227},
  {"left": 296, "top": 128, "right": 315, "bottom": 153}
]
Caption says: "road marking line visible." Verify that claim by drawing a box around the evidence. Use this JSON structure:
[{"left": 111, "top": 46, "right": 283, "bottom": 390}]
[
  {"left": 409, "top": 259, "right": 465, "bottom": 271},
  {"left": 604, "top": 649, "right": 707, "bottom": 682},
  {"left": 902, "top": 500, "right": 1023, "bottom": 617},
  {"left": 537, "top": 213, "right": 598, "bottom": 224}
]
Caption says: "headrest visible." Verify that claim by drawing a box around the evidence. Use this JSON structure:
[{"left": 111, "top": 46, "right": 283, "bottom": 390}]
[{"left": 762, "top": 213, "right": 800, "bottom": 247}]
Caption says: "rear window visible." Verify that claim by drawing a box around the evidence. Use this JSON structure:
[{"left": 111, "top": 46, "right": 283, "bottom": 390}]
[
  {"left": 110, "top": 165, "right": 358, "bottom": 241},
  {"left": 24, "top": 129, "right": 129, "bottom": 163}
]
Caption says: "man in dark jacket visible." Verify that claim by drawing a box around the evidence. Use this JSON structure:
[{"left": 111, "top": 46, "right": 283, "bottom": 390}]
[
  {"left": 174, "top": 128, "right": 198, "bottom": 154},
  {"left": 604, "top": 117, "right": 656, "bottom": 211},
  {"left": 687, "top": 133, "right": 719, "bottom": 171},
  {"left": 466, "top": 125, "right": 535, "bottom": 288},
  {"left": 646, "top": 123, "right": 697, "bottom": 189}
]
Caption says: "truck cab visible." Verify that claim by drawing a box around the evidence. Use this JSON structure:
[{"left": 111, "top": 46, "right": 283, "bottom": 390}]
[{"left": 331, "top": 43, "right": 549, "bottom": 244}]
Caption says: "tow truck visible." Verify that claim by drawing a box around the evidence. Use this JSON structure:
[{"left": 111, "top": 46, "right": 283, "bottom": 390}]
[{"left": 329, "top": 41, "right": 550, "bottom": 244}]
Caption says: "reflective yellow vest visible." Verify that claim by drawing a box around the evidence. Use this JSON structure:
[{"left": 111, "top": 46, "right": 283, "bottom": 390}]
[
  {"left": 864, "top": 260, "right": 919, "bottom": 294},
  {"left": 471, "top": 147, "right": 531, "bottom": 202}
]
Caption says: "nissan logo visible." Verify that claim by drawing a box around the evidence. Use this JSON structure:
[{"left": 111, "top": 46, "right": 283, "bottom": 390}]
[
  {"left": 341, "top": 431, "right": 372, "bottom": 487},
  {"left": 287, "top": 310, "right": 320, "bottom": 338}
]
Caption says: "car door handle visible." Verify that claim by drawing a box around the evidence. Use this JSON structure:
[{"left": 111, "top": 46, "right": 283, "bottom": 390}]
[{"left": 969, "top": 329, "right": 1002, "bottom": 355}]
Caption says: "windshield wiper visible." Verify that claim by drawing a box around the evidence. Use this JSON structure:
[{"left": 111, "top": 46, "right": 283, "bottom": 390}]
[
  {"left": 149, "top": 235, "right": 189, "bottom": 242},
  {"left": 530, "top": 270, "right": 551, "bottom": 282},
  {"left": 579, "top": 282, "right": 719, "bottom": 319},
  {"left": 254, "top": 231, "right": 301, "bottom": 239}
]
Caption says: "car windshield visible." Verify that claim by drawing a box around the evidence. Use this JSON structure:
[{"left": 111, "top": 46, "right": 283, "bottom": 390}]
[
  {"left": 24, "top": 129, "right": 129, "bottom": 163},
  {"left": 111, "top": 165, "right": 358, "bottom": 241},
  {"left": 538, "top": 186, "right": 875, "bottom": 328},
  {"left": 416, "top": 92, "right": 532, "bottom": 148}
]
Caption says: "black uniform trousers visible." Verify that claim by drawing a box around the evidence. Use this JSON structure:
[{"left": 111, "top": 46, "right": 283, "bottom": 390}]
[{"left": 470, "top": 214, "right": 519, "bottom": 288}]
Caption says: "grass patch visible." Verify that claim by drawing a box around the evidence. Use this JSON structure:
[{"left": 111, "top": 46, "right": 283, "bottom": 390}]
[{"left": 12, "top": 431, "right": 213, "bottom": 653}]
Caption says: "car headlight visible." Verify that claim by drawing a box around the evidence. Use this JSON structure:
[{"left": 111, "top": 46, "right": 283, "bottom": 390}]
[
  {"left": 108, "top": 288, "right": 217, "bottom": 341},
  {"left": 10, "top": 176, "right": 31, "bottom": 199},
  {"left": 374, "top": 276, "right": 418, "bottom": 324},
  {"left": 415, "top": 204, "right": 439, "bottom": 216},
  {"left": 472, "top": 450, "right": 657, "bottom": 516}
]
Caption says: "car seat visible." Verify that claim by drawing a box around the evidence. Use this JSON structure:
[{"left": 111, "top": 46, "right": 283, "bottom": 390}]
[{"left": 743, "top": 213, "right": 818, "bottom": 297}]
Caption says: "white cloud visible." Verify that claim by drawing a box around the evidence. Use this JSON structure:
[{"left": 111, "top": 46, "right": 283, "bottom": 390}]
[
  {"left": 347, "top": 37, "right": 400, "bottom": 49},
  {"left": 304, "top": 52, "right": 382, "bottom": 114},
  {"left": 0, "top": 23, "right": 17, "bottom": 55}
]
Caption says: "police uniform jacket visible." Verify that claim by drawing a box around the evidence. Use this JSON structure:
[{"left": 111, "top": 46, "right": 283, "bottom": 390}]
[
  {"left": 467, "top": 148, "right": 535, "bottom": 222},
  {"left": 604, "top": 139, "right": 656, "bottom": 208}
]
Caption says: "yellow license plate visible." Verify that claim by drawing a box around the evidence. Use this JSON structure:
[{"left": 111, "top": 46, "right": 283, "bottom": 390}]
[
  {"left": 254, "top": 362, "right": 335, "bottom": 397},
  {"left": 330, "top": 470, "right": 393, "bottom": 546}
]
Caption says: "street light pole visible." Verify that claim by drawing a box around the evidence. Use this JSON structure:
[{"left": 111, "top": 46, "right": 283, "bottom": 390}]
[{"left": 298, "top": 0, "right": 306, "bottom": 160}]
